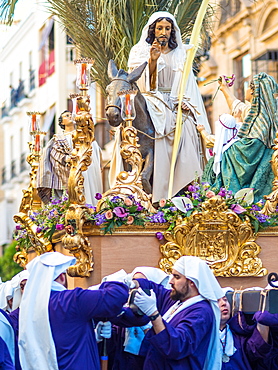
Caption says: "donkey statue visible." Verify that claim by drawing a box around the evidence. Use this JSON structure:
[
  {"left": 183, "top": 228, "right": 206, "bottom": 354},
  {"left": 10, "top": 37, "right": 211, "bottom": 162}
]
[{"left": 105, "top": 60, "right": 155, "bottom": 195}]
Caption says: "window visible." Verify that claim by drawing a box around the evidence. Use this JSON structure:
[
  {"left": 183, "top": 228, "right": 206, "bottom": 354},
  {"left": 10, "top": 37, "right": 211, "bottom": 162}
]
[
  {"left": 219, "top": 0, "right": 241, "bottom": 24},
  {"left": 234, "top": 53, "right": 252, "bottom": 102},
  {"left": 253, "top": 51, "right": 278, "bottom": 82}
]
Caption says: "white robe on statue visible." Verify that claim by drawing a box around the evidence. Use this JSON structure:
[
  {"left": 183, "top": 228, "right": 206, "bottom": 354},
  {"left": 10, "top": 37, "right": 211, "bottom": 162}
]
[{"left": 110, "top": 11, "right": 211, "bottom": 203}]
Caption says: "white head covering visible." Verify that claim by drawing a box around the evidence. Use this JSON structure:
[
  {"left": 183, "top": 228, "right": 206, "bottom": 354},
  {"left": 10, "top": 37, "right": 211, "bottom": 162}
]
[
  {"left": 129, "top": 266, "right": 170, "bottom": 288},
  {"left": 265, "top": 280, "right": 278, "bottom": 289},
  {"left": 10, "top": 270, "right": 29, "bottom": 311},
  {"left": 221, "top": 287, "right": 234, "bottom": 297},
  {"left": 19, "top": 252, "right": 76, "bottom": 370},
  {"left": 0, "top": 280, "right": 14, "bottom": 312},
  {"left": 173, "top": 256, "right": 223, "bottom": 370},
  {"left": 213, "top": 114, "right": 239, "bottom": 175}
]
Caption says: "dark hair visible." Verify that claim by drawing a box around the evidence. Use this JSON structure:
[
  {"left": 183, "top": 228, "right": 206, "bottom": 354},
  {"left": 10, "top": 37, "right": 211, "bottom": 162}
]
[
  {"left": 145, "top": 17, "right": 178, "bottom": 50},
  {"left": 58, "top": 110, "right": 71, "bottom": 129}
]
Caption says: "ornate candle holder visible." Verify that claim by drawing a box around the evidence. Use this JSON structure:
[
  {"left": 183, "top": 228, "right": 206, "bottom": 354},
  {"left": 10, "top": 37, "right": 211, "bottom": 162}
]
[
  {"left": 62, "top": 60, "right": 96, "bottom": 277},
  {"left": 97, "top": 91, "right": 155, "bottom": 213},
  {"left": 74, "top": 58, "right": 94, "bottom": 96},
  {"left": 13, "top": 111, "right": 52, "bottom": 267}
]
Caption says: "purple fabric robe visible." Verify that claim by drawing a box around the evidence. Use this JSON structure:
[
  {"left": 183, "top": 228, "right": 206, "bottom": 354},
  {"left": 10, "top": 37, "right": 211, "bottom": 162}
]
[
  {"left": 1, "top": 309, "right": 20, "bottom": 370},
  {"left": 48, "top": 282, "right": 128, "bottom": 370},
  {"left": 136, "top": 279, "right": 215, "bottom": 370},
  {"left": 246, "top": 311, "right": 278, "bottom": 369},
  {"left": 0, "top": 337, "right": 15, "bottom": 370}
]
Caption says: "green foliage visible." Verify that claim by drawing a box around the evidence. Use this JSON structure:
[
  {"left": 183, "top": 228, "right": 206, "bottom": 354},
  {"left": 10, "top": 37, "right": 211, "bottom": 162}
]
[{"left": 0, "top": 241, "right": 23, "bottom": 281}]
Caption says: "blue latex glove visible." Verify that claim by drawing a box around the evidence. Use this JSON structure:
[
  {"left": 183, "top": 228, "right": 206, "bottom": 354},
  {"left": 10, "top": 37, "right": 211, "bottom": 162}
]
[
  {"left": 95, "top": 321, "right": 112, "bottom": 342},
  {"left": 133, "top": 287, "right": 158, "bottom": 316}
]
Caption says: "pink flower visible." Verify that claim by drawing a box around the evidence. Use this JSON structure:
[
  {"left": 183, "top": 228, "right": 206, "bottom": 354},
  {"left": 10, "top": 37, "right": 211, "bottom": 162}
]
[
  {"left": 230, "top": 204, "right": 246, "bottom": 214},
  {"left": 124, "top": 198, "right": 133, "bottom": 206},
  {"left": 105, "top": 210, "right": 113, "bottom": 220},
  {"left": 159, "top": 199, "right": 166, "bottom": 207},
  {"left": 206, "top": 190, "right": 215, "bottom": 198},
  {"left": 113, "top": 207, "right": 128, "bottom": 218},
  {"left": 127, "top": 216, "right": 134, "bottom": 225}
]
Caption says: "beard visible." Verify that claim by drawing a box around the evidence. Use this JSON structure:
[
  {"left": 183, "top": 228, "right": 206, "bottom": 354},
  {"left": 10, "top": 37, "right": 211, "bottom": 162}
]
[
  {"left": 156, "top": 36, "right": 169, "bottom": 46},
  {"left": 170, "top": 280, "right": 190, "bottom": 301}
]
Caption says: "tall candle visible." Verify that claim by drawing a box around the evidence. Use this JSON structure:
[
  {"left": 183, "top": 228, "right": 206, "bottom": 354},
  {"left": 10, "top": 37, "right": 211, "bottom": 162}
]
[
  {"left": 31, "top": 114, "right": 36, "bottom": 131},
  {"left": 81, "top": 63, "right": 87, "bottom": 85},
  {"left": 35, "top": 134, "right": 40, "bottom": 152},
  {"left": 125, "top": 94, "right": 131, "bottom": 116}
]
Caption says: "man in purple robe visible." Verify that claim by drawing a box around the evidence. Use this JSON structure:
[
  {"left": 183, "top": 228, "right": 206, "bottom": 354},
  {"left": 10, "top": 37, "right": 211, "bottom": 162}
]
[
  {"left": 132, "top": 256, "right": 224, "bottom": 369},
  {"left": 218, "top": 288, "right": 278, "bottom": 370},
  {"left": 18, "top": 252, "right": 129, "bottom": 370}
]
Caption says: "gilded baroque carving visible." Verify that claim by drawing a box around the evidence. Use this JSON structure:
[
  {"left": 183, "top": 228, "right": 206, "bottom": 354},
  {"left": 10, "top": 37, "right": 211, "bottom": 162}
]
[
  {"left": 159, "top": 196, "right": 267, "bottom": 277},
  {"left": 97, "top": 124, "right": 156, "bottom": 213},
  {"left": 62, "top": 93, "right": 95, "bottom": 277},
  {"left": 62, "top": 204, "right": 94, "bottom": 277}
]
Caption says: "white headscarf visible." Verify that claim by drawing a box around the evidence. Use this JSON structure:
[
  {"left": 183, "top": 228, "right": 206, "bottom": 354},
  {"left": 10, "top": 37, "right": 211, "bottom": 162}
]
[
  {"left": 129, "top": 266, "right": 170, "bottom": 288},
  {"left": 128, "top": 11, "right": 211, "bottom": 133},
  {"left": 0, "top": 280, "right": 13, "bottom": 312},
  {"left": 173, "top": 256, "right": 223, "bottom": 370},
  {"left": 19, "top": 252, "right": 76, "bottom": 370},
  {"left": 213, "top": 114, "right": 239, "bottom": 175},
  {"left": 10, "top": 270, "right": 29, "bottom": 311}
]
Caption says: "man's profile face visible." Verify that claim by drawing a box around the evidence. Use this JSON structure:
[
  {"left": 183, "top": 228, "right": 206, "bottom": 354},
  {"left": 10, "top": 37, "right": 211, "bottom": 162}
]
[
  {"left": 169, "top": 269, "right": 191, "bottom": 302},
  {"left": 154, "top": 19, "right": 172, "bottom": 46},
  {"left": 20, "top": 279, "right": 27, "bottom": 293},
  {"left": 218, "top": 296, "right": 231, "bottom": 327}
]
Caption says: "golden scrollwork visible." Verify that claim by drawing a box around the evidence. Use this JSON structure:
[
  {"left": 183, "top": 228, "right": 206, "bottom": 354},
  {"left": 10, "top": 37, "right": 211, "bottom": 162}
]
[
  {"left": 62, "top": 204, "right": 94, "bottom": 277},
  {"left": 67, "top": 95, "right": 94, "bottom": 205},
  {"left": 260, "top": 132, "right": 278, "bottom": 215},
  {"left": 62, "top": 94, "right": 95, "bottom": 277},
  {"left": 13, "top": 212, "right": 53, "bottom": 258},
  {"left": 159, "top": 196, "right": 267, "bottom": 277},
  {"left": 13, "top": 247, "right": 28, "bottom": 268},
  {"left": 19, "top": 143, "right": 42, "bottom": 214},
  {"left": 97, "top": 124, "right": 156, "bottom": 213}
]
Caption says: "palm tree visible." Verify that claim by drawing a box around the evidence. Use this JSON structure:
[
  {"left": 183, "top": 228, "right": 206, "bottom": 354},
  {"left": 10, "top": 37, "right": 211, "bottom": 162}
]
[{"left": 1, "top": 0, "right": 214, "bottom": 92}]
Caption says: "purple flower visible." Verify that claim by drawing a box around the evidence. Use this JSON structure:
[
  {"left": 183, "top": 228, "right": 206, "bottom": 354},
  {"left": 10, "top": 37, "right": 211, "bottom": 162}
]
[
  {"left": 113, "top": 207, "right": 129, "bottom": 218},
  {"left": 137, "top": 205, "right": 144, "bottom": 212},
  {"left": 95, "top": 214, "right": 106, "bottom": 225},
  {"left": 218, "top": 188, "right": 227, "bottom": 197},
  {"left": 149, "top": 211, "right": 166, "bottom": 223},
  {"left": 155, "top": 232, "right": 164, "bottom": 241},
  {"left": 187, "top": 185, "right": 196, "bottom": 192},
  {"left": 111, "top": 196, "right": 121, "bottom": 203},
  {"left": 95, "top": 193, "right": 103, "bottom": 200},
  {"left": 255, "top": 214, "right": 270, "bottom": 223},
  {"left": 36, "top": 227, "right": 42, "bottom": 233},
  {"left": 251, "top": 204, "right": 261, "bottom": 211},
  {"left": 230, "top": 204, "right": 246, "bottom": 214},
  {"left": 169, "top": 206, "right": 177, "bottom": 212},
  {"left": 56, "top": 224, "right": 64, "bottom": 230},
  {"left": 16, "top": 225, "right": 21, "bottom": 230}
]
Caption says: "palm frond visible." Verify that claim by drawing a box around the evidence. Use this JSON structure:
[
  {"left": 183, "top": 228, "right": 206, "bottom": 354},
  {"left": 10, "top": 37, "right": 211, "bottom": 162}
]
[{"left": 0, "top": 0, "right": 19, "bottom": 25}]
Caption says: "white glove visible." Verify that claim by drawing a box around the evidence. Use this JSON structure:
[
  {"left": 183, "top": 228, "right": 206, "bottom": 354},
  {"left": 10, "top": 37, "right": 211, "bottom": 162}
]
[
  {"left": 95, "top": 321, "right": 112, "bottom": 342},
  {"left": 101, "top": 269, "right": 128, "bottom": 283},
  {"left": 133, "top": 288, "right": 158, "bottom": 316}
]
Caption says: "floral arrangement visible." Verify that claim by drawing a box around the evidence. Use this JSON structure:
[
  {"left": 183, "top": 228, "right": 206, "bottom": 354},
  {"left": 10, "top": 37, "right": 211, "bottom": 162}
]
[
  {"left": 87, "top": 194, "right": 150, "bottom": 234},
  {"left": 13, "top": 194, "right": 70, "bottom": 250},
  {"left": 13, "top": 184, "right": 278, "bottom": 250},
  {"left": 151, "top": 182, "right": 278, "bottom": 234}
]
